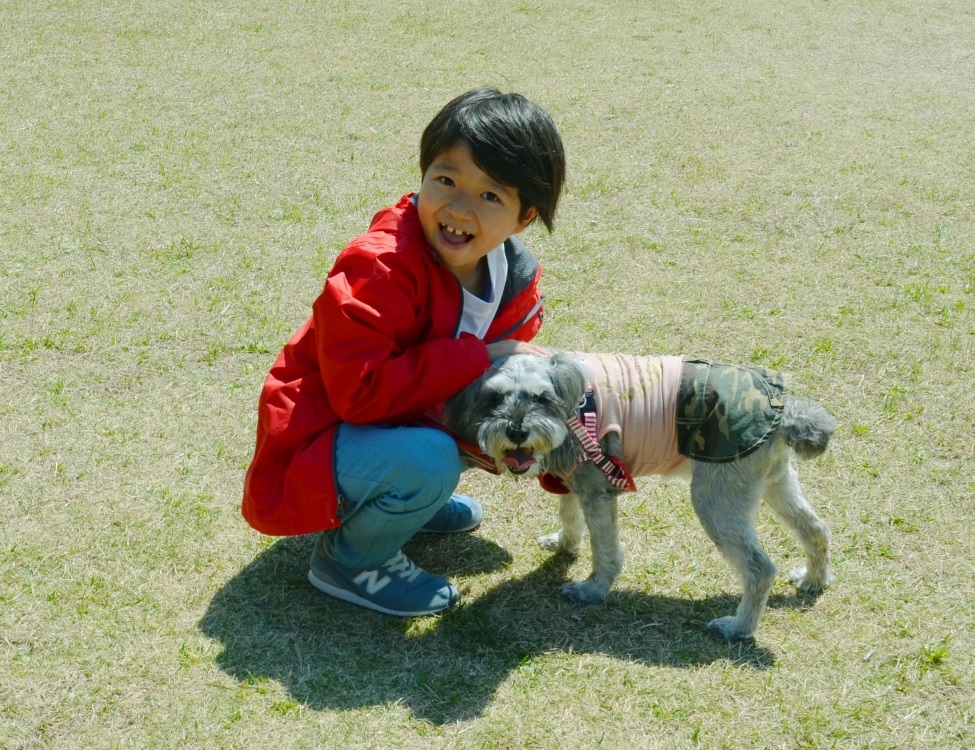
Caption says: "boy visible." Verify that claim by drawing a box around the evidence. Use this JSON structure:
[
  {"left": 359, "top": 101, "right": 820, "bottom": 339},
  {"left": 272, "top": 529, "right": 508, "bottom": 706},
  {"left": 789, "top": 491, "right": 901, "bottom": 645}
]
[{"left": 242, "top": 88, "right": 565, "bottom": 616}]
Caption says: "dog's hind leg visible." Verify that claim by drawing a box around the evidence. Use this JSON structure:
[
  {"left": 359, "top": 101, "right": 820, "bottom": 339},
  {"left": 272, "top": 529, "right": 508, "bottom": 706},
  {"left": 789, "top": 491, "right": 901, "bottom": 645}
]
[
  {"left": 560, "top": 466, "right": 624, "bottom": 604},
  {"left": 538, "top": 493, "right": 585, "bottom": 555},
  {"left": 691, "top": 463, "right": 776, "bottom": 641},
  {"left": 764, "top": 459, "right": 834, "bottom": 593}
]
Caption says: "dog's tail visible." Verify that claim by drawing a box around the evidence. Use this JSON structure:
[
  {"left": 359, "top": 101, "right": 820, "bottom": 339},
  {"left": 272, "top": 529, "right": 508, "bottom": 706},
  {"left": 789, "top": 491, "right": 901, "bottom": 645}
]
[{"left": 779, "top": 397, "right": 836, "bottom": 459}]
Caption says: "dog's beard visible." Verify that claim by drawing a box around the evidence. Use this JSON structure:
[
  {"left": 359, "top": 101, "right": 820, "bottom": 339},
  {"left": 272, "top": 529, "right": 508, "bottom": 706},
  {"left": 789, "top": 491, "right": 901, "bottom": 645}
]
[{"left": 477, "top": 413, "right": 570, "bottom": 478}]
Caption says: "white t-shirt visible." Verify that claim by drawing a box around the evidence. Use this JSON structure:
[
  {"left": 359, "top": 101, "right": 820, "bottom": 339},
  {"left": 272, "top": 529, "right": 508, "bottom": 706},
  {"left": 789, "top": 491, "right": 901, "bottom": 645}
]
[{"left": 457, "top": 244, "right": 508, "bottom": 339}]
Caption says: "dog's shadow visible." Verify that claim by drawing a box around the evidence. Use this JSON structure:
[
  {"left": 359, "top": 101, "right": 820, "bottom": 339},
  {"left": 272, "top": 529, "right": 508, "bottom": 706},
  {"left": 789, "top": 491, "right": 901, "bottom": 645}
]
[{"left": 199, "top": 534, "right": 810, "bottom": 724}]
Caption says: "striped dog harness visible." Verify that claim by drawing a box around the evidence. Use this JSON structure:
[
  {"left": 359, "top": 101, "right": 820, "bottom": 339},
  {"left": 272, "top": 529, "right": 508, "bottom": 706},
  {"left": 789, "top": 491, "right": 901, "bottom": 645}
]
[{"left": 563, "top": 386, "right": 637, "bottom": 492}]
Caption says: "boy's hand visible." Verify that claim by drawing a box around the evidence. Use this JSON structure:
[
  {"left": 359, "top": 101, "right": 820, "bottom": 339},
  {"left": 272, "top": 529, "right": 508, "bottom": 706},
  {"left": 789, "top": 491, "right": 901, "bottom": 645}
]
[{"left": 486, "top": 340, "right": 551, "bottom": 362}]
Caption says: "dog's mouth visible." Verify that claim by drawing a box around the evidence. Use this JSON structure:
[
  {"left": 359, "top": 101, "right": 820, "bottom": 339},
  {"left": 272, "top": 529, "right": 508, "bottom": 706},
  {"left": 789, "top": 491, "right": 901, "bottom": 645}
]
[{"left": 501, "top": 448, "right": 538, "bottom": 475}]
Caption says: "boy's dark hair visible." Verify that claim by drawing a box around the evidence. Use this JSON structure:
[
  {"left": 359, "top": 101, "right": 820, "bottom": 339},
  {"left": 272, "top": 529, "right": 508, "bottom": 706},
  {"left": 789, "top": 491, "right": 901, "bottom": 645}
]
[{"left": 420, "top": 88, "right": 566, "bottom": 232}]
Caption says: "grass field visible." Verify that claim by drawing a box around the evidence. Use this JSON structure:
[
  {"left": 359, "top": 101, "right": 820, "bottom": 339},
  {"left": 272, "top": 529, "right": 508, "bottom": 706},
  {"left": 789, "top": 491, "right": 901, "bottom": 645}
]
[{"left": 2, "top": 1, "right": 973, "bottom": 748}]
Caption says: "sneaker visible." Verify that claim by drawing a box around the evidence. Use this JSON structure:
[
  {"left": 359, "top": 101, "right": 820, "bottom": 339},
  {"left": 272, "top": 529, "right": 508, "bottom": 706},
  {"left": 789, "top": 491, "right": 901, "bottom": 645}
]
[
  {"left": 419, "top": 493, "right": 483, "bottom": 534},
  {"left": 309, "top": 544, "right": 459, "bottom": 616}
]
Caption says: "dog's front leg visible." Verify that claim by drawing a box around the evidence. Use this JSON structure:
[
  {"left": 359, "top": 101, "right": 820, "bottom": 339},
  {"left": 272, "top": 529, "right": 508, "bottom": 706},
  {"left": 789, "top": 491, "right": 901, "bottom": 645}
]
[
  {"left": 538, "top": 493, "right": 585, "bottom": 555},
  {"left": 561, "top": 471, "right": 623, "bottom": 604}
]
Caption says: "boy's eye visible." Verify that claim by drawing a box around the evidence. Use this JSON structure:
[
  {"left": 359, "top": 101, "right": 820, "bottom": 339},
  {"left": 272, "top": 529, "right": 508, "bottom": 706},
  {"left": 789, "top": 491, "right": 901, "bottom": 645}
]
[
  {"left": 437, "top": 176, "right": 455, "bottom": 187},
  {"left": 481, "top": 192, "right": 501, "bottom": 203}
]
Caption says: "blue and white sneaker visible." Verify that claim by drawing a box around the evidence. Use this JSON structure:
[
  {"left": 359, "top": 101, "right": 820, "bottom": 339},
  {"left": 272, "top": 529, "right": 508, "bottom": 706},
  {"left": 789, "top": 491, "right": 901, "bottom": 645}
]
[
  {"left": 309, "top": 542, "right": 458, "bottom": 616},
  {"left": 419, "top": 493, "right": 483, "bottom": 534}
]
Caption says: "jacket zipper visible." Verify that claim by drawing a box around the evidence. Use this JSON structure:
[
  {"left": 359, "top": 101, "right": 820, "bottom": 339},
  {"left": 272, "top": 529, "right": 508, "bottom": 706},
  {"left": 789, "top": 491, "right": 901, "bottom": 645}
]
[{"left": 486, "top": 295, "right": 544, "bottom": 344}]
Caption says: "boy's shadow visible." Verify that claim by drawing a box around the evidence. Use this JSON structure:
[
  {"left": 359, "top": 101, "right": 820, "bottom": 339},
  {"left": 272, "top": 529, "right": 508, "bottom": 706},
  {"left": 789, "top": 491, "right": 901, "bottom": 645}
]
[{"left": 200, "top": 534, "right": 809, "bottom": 724}]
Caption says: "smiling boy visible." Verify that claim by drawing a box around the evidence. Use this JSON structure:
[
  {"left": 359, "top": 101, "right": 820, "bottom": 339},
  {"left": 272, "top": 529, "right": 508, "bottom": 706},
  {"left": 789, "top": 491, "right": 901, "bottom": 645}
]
[
  {"left": 242, "top": 88, "right": 566, "bottom": 616},
  {"left": 417, "top": 141, "right": 537, "bottom": 295}
]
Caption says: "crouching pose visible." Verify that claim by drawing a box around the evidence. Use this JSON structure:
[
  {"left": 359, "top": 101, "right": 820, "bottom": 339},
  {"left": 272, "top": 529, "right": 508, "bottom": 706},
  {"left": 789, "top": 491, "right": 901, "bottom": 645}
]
[{"left": 241, "top": 89, "right": 565, "bottom": 616}]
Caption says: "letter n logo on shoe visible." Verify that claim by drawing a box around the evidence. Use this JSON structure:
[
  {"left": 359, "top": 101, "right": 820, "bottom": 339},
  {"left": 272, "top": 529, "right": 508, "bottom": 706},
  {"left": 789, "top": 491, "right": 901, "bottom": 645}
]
[{"left": 352, "top": 570, "right": 391, "bottom": 595}]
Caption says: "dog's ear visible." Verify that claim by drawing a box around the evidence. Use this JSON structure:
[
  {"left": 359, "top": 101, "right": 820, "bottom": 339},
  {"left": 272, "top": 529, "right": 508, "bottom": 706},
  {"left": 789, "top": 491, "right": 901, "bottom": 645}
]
[
  {"left": 443, "top": 370, "right": 486, "bottom": 441},
  {"left": 546, "top": 351, "right": 587, "bottom": 414}
]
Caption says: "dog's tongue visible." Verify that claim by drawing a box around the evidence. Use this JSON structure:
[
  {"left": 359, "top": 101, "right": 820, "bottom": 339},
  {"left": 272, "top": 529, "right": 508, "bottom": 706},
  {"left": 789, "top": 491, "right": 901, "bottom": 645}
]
[{"left": 502, "top": 449, "right": 536, "bottom": 472}]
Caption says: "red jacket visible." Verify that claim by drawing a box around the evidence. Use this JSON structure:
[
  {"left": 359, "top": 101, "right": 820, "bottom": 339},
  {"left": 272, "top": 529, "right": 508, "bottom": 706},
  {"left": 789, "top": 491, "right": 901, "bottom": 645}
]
[{"left": 242, "top": 194, "right": 544, "bottom": 536}]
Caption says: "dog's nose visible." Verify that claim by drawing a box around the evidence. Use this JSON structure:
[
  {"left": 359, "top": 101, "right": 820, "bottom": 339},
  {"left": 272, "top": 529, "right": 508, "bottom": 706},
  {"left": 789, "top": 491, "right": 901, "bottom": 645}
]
[{"left": 506, "top": 426, "right": 529, "bottom": 445}]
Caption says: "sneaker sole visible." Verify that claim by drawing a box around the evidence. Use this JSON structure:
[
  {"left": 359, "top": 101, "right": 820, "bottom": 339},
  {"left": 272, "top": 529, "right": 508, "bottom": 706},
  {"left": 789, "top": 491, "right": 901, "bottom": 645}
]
[
  {"left": 417, "top": 520, "right": 482, "bottom": 534},
  {"left": 307, "top": 569, "right": 454, "bottom": 617}
]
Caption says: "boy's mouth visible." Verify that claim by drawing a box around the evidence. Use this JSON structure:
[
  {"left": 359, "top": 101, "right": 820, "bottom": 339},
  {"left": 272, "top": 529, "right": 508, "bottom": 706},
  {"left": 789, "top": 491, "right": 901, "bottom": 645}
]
[{"left": 440, "top": 223, "right": 473, "bottom": 246}]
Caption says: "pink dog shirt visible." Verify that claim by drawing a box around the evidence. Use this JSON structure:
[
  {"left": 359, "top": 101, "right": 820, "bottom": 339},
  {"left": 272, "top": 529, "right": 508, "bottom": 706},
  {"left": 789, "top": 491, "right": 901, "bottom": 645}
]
[{"left": 580, "top": 353, "right": 687, "bottom": 477}]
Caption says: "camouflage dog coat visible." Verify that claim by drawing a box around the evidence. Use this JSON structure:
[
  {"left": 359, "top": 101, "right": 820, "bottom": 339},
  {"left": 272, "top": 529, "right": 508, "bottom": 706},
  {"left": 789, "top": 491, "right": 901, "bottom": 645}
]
[
  {"left": 675, "top": 358, "right": 788, "bottom": 463},
  {"left": 554, "top": 354, "right": 788, "bottom": 489}
]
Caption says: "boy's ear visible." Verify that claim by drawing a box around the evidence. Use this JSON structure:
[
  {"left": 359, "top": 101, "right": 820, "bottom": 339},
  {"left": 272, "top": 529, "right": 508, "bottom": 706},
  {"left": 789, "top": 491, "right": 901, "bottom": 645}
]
[{"left": 514, "top": 207, "right": 538, "bottom": 233}]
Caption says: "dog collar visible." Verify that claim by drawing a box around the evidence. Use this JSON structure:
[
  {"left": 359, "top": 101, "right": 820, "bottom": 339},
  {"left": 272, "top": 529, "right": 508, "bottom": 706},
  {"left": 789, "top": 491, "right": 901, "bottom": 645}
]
[{"left": 565, "top": 386, "right": 637, "bottom": 492}]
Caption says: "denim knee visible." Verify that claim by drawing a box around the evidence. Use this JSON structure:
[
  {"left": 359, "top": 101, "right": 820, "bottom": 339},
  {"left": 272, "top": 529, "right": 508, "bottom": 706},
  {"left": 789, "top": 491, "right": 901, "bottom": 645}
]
[
  {"left": 334, "top": 424, "right": 462, "bottom": 517},
  {"left": 406, "top": 428, "right": 464, "bottom": 492},
  {"left": 371, "top": 429, "right": 462, "bottom": 515}
]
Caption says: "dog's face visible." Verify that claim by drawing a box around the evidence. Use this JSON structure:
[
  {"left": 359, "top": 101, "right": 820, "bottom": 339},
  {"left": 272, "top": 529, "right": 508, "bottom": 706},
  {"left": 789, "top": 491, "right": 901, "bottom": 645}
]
[{"left": 445, "top": 352, "right": 588, "bottom": 477}]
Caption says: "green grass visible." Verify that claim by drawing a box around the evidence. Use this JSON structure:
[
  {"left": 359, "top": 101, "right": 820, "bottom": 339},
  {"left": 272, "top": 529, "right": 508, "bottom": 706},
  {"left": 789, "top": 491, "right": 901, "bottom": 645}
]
[{"left": 2, "top": 0, "right": 973, "bottom": 747}]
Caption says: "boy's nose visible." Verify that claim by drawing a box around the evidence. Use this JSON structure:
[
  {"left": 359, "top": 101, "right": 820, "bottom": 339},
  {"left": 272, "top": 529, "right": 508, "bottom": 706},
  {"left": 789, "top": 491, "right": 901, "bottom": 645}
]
[{"left": 447, "top": 193, "right": 473, "bottom": 216}]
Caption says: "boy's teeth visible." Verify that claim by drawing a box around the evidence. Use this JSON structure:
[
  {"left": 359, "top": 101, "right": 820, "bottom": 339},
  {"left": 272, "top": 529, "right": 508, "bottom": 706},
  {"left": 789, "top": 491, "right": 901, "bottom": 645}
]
[{"left": 443, "top": 224, "right": 468, "bottom": 236}]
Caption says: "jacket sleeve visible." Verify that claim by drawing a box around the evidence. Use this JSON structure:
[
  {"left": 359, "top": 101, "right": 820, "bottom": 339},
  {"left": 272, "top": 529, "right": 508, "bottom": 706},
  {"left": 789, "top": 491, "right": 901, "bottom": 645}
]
[
  {"left": 485, "top": 236, "right": 544, "bottom": 343},
  {"left": 314, "top": 241, "right": 491, "bottom": 424}
]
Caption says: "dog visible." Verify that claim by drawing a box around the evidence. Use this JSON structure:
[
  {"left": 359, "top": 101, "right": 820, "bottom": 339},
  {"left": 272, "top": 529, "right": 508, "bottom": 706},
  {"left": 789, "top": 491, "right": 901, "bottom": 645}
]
[{"left": 444, "top": 351, "right": 836, "bottom": 641}]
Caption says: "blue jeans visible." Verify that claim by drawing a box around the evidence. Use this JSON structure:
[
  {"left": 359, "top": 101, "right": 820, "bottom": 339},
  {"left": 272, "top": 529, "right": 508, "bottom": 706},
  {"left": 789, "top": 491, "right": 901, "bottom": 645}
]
[{"left": 319, "top": 424, "right": 463, "bottom": 568}]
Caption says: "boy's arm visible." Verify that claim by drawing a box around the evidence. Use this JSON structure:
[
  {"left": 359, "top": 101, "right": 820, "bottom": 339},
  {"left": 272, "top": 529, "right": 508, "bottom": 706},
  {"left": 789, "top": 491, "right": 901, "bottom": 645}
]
[
  {"left": 314, "top": 256, "right": 490, "bottom": 425},
  {"left": 486, "top": 339, "right": 551, "bottom": 360}
]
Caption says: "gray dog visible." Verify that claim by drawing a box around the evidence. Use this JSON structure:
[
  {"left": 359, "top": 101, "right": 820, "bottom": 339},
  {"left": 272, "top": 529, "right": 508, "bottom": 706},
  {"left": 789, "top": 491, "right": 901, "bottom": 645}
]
[{"left": 445, "top": 351, "right": 836, "bottom": 641}]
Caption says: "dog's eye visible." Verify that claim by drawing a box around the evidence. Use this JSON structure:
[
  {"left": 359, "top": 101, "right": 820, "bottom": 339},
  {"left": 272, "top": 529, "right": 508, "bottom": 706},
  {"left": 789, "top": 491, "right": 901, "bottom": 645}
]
[
  {"left": 529, "top": 393, "right": 550, "bottom": 405},
  {"left": 482, "top": 391, "right": 504, "bottom": 409}
]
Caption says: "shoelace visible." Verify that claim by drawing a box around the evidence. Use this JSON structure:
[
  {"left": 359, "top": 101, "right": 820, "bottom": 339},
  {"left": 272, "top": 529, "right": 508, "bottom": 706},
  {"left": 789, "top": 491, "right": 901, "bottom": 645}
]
[{"left": 382, "top": 552, "right": 423, "bottom": 583}]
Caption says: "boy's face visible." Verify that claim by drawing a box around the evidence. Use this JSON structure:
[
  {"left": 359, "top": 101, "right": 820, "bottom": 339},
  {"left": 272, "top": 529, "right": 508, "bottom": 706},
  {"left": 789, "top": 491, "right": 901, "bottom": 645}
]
[{"left": 417, "top": 141, "right": 537, "bottom": 286}]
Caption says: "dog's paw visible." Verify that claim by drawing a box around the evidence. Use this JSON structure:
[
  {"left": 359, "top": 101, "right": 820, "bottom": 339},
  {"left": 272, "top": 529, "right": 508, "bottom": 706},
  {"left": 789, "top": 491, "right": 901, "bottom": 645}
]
[
  {"left": 706, "top": 616, "right": 755, "bottom": 642},
  {"left": 788, "top": 566, "right": 835, "bottom": 593},
  {"left": 561, "top": 578, "right": 609, "bottom": 604},
  {"left": 537, "top": 531, "right": 579, "bottom": 556},
  {"left": 536, "top": 531, "right": 561, "bottom": 551}
]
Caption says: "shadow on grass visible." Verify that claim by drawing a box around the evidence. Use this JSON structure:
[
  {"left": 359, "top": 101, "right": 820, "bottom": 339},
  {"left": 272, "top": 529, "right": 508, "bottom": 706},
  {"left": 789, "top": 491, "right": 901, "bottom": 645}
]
[{"left": 200, "top": 534, "right": 815, "bottom": 724}]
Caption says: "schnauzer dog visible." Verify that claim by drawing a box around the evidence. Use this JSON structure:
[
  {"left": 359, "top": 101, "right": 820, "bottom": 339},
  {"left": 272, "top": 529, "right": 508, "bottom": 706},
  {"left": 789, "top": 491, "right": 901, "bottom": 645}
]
[{"left": 445, "top": 351, "right": 836, "bottom": 641}]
